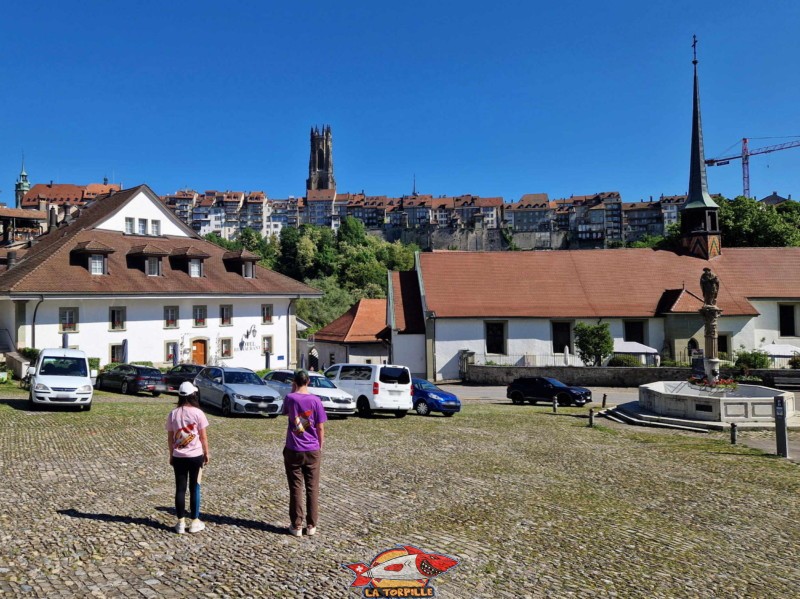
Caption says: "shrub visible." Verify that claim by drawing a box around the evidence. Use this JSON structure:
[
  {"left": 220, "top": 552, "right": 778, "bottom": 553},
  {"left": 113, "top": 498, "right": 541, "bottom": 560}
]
[
  {"left": 255, "top": 369, "right": 270, "bottom": 378},
  {"left": 573, "top": 322, "right": 613, "bottom": 366},
  {"left": 18, "top": 348, "right": 40, "bottom": 361},
  {"left": 88, "top": 358, "right": 100, "bottom": 371},
  {"left": 734, "top": 374, "right": 763, "bottom": 384},
  {"left": 131, "top": 361, "right": 154, "bottom": 367},
  {"left": 607, "top": 354, "right": 643, "bottom": 367},
  {"left": 734, "top": 347, "right": 771, "bottom": 372},
  {"left": 789, "top": 354, "right": 800, "bottom": 369},
  {"left": 103, "top": 362, "right": 122, "bottom": 372}
]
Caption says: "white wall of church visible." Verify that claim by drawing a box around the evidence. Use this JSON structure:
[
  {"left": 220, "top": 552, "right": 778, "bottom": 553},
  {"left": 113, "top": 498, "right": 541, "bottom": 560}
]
[{"left": 8, "top": 297, "right": 292, "bottom": 370}]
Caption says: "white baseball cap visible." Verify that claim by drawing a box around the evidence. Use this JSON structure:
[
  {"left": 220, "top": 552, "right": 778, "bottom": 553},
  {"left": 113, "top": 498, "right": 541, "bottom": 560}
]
[{"left": 179, "top": 381, "right": 198, "bottom": 396}]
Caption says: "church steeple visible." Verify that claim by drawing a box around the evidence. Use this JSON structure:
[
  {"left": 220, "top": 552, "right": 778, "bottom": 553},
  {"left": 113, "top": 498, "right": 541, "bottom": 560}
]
[
  {"left": 15, "top": 154, "right": 31, "bottom": 208},
  {"left": 681, "top": 36, "right": 721, "bottom": 260}
]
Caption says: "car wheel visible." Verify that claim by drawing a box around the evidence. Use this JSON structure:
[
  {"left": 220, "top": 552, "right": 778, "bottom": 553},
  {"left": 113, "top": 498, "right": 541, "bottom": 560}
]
[
  {"left": 83, "top": 403, "right": 92, "bottom": 412},
  {"left": 556, "top": 393, "right": 572, "bottom": 407},
  {"left": 28, "top": 392, "right": 38, "bottom": 411},
  {"left": 357, "top": 397, "right": 372, "bottom": 418},
  {"left": 221, "top": 396, "right": 232, "bottom": 417},
  {"left": 152, "top": 392, "right": 161, "bottom": 398},
  {"left": 394, "top": 410, "right": 407, "bottom": 418},
  {"left": 510, "top": 391, "right": 524, "bottom": 405},
  {"left": 415, "top": 401, "right": 431, "bottom": 416},
  {"left": 120, "top": 381, "right": 129, "bottom": 395}
]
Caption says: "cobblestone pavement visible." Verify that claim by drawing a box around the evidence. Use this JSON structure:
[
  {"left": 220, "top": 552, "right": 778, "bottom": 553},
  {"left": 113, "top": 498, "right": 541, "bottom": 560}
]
[{"left": 1, "top": 389, "right": 799, "bottom": 598}]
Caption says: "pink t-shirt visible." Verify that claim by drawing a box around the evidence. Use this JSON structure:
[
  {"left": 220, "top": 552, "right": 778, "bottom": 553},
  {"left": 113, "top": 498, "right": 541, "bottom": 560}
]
[{"left": 166, "top": 406, "right": 209, "bottom": 458}]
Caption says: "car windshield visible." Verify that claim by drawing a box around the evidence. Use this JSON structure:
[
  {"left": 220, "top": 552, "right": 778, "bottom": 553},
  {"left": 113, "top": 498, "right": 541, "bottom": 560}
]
[
  {"left": 225, "top": 371, "right": 264, "bottom": 386},
  {"left": 416, "top": 380, "right": 439, "bottom": 391},
  {"left": 40, "top": 357, "right": 87, "bottom": 377},
  {"left": 309, "top": 376, "right": 337, "bottom": 389},
  {"left": 379, "top": 367, "right": 410, "bottom": 384},
  {"left": 544, "top": 377, "right": 568, "bottom": 388}
]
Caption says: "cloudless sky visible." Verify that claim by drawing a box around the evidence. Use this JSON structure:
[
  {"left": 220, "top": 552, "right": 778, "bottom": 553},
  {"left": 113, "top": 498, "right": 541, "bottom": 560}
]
[{"left": 2, "top": 1, "right": 799, "bottom": 204}]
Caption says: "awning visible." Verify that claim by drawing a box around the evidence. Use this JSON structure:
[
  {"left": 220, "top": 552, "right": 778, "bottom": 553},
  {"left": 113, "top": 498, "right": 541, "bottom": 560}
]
[
  {"left": 614, "top": 340, "right": 659, "bottom": 354},
  {"left": 759, "top": 343, "right": 800, "bottom": 357}
]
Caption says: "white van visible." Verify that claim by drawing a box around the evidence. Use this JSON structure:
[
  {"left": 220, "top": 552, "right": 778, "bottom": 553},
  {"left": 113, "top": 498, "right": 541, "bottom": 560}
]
[
  {"left": 323, "top": 363, "right": 412, "bottom": 418},
  {"left": 28, "top": 348, "right": 97, "bottom": 411}
]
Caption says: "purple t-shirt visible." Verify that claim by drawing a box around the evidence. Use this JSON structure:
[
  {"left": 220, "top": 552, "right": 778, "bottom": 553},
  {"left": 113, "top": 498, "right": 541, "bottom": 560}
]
[{"left": 283, "top": 392, "right": 327, "bottom": 452}]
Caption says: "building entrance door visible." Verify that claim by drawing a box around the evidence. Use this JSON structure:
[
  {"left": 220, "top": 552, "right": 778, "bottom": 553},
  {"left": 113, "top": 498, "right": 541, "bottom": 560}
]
[{"left": 192, "top": 339, "right": 207, "bottom": 365}]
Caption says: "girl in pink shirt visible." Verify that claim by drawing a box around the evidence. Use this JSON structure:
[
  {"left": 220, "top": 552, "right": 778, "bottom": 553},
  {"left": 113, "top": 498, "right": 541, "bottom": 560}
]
[{"left": 166, "top": 382, "right": 209, "bottom": 534}]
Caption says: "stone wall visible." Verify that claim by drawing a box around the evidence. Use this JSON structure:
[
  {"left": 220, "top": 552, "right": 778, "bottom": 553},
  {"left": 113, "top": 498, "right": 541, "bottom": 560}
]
[{"left": 465, "top": 365, "right": 799, "bottom": 388}]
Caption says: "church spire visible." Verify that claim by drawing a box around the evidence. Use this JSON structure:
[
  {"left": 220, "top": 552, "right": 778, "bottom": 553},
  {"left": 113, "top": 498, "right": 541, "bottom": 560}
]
[
  {"left": 15, "top": 152, "right": 31, "bottom": 209},
  {"left": 684, "top": 35, "right": 718, "bottom": 211},
  {"left": 681, "top": 36, "right": 721, "bottom": 260}
]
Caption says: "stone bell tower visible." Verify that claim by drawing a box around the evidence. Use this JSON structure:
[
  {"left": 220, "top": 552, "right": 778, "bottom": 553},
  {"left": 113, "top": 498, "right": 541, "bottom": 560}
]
[
  {"left": 680, "top": 36, "right": 721, "bottom": 260},
  {"left": 306, "top": 125, "right": 336, "bottom": 191}
]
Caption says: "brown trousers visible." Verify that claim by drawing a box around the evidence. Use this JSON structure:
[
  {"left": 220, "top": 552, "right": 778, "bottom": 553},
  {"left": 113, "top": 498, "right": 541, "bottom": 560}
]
[{"left": 283, "top": 447, "right": 321, "bottom": 529}]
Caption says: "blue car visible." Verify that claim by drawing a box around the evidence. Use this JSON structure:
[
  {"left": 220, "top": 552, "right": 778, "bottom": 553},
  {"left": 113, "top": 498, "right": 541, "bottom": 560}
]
[{"left": 412, "top": 378, "right": 461, "bottom": 417}]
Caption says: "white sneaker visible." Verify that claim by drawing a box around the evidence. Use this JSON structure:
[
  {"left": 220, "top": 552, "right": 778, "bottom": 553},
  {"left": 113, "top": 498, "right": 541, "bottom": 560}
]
[
  {"left": 306, "top": 526, "right": 317, "bottom": 536},
  {"left": 288, "top": 526, "right": 302, "bottom": 537},
  {"left": 188, "top": 519, "right": 205, "bottom": 534},
  {"left": 175, "top": 519, "right": 186, "bottom": 534}
]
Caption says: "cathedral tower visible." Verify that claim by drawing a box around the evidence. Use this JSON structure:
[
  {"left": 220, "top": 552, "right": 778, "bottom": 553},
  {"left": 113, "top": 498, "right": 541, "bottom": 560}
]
[
  {"left": 15, "top": 157, "right": 30, "bottom": 208},
  {"left": 680, "top": 37, "right": 721, "bottom": 260},
  {"left": 306, "top": 125, "right": 336, "bottom": 191}
]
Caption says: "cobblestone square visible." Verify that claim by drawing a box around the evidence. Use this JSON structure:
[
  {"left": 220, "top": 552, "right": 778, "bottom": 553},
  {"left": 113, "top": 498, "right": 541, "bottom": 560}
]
[{"left": 1, "top": 391, "right": 798, "bottom": 598}]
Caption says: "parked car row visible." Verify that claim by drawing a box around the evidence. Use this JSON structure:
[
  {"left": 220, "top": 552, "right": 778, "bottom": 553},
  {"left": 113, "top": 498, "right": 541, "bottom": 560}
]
[{"left": 89, "top": 361, "right": 464, "bottom": 419}]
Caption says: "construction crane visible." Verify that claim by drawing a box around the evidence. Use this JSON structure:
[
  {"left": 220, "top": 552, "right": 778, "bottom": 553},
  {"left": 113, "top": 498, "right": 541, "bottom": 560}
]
[{"left": 705, "top": 137, "right": 800, "bottom": 198}]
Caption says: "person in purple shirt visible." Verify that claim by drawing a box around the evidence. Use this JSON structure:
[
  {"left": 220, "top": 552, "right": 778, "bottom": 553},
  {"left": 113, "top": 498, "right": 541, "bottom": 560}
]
[{"left": 282, "top": 369, "right": 327, "bottom": 537}]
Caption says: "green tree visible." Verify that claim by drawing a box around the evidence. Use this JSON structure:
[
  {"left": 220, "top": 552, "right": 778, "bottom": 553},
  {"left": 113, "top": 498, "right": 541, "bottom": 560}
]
[
  {"left": 717, "top": 196, "right": 800, "bottom": 247},
  {"left": 296, "top": 276, "right": 357, "bottom": 336},
  {"left": 337, "top": 216, "right": 367, "bottom": 247},
  {"left": 573, "top": 322, "right": 614, "bottom": 366},
  {"left": 628, "top": 234, "right": 665, "bottom": 249},
  {"left": 277, "top": 226, "right": 303, "bottom": 280}
]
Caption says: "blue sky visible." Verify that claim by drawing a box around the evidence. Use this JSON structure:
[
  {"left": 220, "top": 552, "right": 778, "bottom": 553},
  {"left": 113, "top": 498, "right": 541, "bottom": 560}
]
[{"left": 2, "top": 1, "right": 799, "bottom": 204}]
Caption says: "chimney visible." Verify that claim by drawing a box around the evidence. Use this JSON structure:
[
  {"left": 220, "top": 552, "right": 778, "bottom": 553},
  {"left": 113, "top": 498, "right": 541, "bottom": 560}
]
[
  {"left": 49, "top": 207, "right": 58, "bottom": 229},
  {"left": 104, "top": 177, "right": 108, "bottom": 185},
  {"left": 7, "top": 251, "right": 17, "bottom": 270},
  {"left": 49, "top": 180, "right": 53, "bottom": 188}
]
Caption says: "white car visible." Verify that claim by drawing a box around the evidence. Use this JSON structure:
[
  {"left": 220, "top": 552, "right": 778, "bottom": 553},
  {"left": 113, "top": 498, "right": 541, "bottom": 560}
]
[
  {"left": 28, "top": 348, "right": 97, "bottom": 411},
  {"left": 323, "top": 363, "right": 412, "bottom": 418},
  {"left": 263, "top": 369, "right": 356, "bottom": 417},
  {"left": 195, "top": 366, "right": 282, "bottom": 417}
]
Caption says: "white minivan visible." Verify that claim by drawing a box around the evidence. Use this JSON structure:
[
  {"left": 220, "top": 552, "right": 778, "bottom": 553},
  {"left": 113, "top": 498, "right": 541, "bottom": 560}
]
[
  {"left": 324, "top": 363, "right": 412, "bottom": 418},
  {"left": 28, "top": 348, "right": 97, "bottom": 411}
]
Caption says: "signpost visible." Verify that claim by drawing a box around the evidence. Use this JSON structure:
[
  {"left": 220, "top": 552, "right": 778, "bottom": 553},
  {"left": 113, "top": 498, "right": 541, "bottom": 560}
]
[{"left": 774, "top": 395, "right": 789, "bottom": 458}]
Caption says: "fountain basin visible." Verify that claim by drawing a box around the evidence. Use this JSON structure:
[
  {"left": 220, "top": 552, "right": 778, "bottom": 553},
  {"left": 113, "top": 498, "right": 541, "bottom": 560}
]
[{"left": 639, "top": 382, "right": 795, "bottom": 423}]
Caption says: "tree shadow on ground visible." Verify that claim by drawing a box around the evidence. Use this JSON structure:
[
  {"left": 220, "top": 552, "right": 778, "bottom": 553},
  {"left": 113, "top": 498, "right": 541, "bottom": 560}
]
[
  {"left": 57, "top": 508, "right": 166, "bottom": 531},
  {"left": 155, "top": 507, "right": 286, "bottom": 534}
]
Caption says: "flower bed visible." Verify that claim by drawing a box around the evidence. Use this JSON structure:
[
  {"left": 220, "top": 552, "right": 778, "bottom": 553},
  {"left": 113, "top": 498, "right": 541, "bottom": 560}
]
[{"left": 687, "top": 375, "right": 738, "bottom": 391}]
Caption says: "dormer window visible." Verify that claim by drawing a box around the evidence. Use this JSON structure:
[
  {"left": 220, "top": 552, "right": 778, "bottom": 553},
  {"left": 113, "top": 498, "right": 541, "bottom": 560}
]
[
  {"left": 127, "top": 243, "right": 168, "bottom": 276},
  {"left": 170, "top": 247, "right": 209, "bottom": 277},
  {"left": 71, "top": 240, "right": 114, "bottom": 274},
  {"left": 90, "top": 254, "right": 105, "bottom": 275},
  {"left": 222, "top": 248, "right": 258, "bottom": 279},
  {"left": 146, "top": 256, "right": 161, "bottom": 276}
]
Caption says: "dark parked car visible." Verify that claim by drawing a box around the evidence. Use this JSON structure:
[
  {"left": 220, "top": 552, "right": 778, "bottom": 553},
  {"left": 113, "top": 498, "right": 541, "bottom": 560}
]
[
  {"left": 506, "top": 377, "right": 591, "bottom": 407},
  {"left": 163, "top": 364, "right": 205, "bottom": 393},
  {"left": 97, "top": 364, "right": 165, "bottom": 397},
  {"left": 412, "top": 378, "right": 461, "bottom": 416}
]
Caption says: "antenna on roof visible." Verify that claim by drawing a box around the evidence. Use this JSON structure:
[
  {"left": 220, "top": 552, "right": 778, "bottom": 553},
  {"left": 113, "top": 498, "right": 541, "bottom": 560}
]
[{"left": 412, "top": 174, "right": 417, "bottom": 196}]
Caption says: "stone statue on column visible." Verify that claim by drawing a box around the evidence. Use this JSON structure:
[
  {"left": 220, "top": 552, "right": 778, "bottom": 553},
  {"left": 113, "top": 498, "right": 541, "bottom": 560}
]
[{"left": 699, "top": 267, "right": 722, "bottom": 382}]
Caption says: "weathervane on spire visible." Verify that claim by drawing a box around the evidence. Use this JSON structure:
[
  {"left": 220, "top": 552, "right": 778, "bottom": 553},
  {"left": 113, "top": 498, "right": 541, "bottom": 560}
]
[{"left": 692, "top": 34, "right": 698, "bottom": 65}]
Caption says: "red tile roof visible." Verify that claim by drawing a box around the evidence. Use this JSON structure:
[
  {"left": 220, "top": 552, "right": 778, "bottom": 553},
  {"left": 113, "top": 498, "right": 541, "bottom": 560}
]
[
  {"left": 0, "top": 208, "right": 46, "bottom": 220},
  {"left": 315, "top": 299, "right": 389, "bottom": 343},
  {"left": 0, "top": 185, "right": 321, "bottom": 298},
  {"left": 417, "top": 248, "right": 800, "bottom": 319},
  {"left": 390, "top": 271, "right": 425, "bottom": 334},
  {"left": 22, "top": 184, "right": 86, "bottom": 207}
]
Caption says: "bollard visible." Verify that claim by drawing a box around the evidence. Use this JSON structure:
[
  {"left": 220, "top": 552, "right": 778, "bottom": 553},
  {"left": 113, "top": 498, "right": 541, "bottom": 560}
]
[
  {"left": 588, "top": 408, "right": 594, "bottom": 428},
  {"left": 730, "top": 422, "right": 737, "bottom": 445},
  {"left": 552, "top": 397, "right": 558, "bottom": 414},
  {"left": 602, "top": 393, "right": 607, "bottom": 408},
  {"left": 774, "top": 395, "right": 789, "bottom": 458}
]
